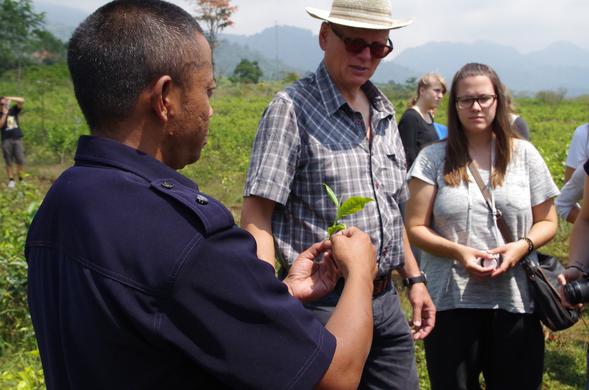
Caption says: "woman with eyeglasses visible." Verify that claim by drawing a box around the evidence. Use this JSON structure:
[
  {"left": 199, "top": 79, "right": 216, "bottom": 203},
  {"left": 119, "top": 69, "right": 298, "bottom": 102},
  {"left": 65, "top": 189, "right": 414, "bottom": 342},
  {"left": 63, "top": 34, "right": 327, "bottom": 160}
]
[
  {"left": 405, "top": 63, "right": 558, "bottom": 389},
  {"left": 398, "top": 73, "right": 446, "bottom": 168}
]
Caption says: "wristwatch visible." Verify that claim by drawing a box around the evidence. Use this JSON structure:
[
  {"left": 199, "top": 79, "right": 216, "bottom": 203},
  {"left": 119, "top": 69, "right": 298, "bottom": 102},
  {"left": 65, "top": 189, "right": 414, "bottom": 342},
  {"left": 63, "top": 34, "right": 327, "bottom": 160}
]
[{"left": 402, "top": 272, "right": 427, "bottom": 287}]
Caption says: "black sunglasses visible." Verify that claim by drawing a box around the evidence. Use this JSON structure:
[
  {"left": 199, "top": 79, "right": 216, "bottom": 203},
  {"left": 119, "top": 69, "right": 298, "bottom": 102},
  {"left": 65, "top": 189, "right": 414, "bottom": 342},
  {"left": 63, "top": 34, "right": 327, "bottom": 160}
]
[{"left": 330, "top": 25, "right": 393, "bottom": 59}]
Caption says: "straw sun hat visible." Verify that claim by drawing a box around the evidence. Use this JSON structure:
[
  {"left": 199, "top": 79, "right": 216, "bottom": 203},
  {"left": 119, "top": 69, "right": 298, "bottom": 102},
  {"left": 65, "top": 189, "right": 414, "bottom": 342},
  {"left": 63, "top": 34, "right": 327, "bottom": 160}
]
[{"left": 306, "top": 0, "right": 412, "bottom": 30}]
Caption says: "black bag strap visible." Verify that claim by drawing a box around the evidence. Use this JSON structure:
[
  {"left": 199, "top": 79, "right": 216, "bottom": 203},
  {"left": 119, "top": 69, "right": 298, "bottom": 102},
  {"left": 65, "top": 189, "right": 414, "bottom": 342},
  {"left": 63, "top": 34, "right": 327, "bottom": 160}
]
[{"left": 467, "top": 161, "right": 514, "bottom": 243}]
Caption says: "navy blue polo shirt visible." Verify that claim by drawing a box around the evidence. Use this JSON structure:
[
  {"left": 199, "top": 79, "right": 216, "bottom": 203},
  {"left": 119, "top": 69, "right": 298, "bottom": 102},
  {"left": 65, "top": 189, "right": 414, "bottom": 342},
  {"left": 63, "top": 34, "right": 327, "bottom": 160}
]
[{"left": 26, "top": 135, "right": 336, "bottom": 389}]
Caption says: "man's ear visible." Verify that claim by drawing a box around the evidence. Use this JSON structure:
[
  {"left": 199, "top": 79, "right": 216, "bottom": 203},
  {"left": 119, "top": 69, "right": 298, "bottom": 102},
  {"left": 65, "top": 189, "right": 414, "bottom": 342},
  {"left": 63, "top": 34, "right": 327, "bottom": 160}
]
[
  {"left": 319, "top": 22, "right": 329, "bottom": 51},
  {"left": 151, "top": 75, "right": 174, "bottom": 123}
]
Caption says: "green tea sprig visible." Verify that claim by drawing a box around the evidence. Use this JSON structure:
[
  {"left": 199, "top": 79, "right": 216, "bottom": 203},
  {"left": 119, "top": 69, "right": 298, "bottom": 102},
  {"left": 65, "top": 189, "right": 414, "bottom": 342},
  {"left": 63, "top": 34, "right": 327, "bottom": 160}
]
[{"left": 323, "top": 183, "right": 374, "bottom": 236}]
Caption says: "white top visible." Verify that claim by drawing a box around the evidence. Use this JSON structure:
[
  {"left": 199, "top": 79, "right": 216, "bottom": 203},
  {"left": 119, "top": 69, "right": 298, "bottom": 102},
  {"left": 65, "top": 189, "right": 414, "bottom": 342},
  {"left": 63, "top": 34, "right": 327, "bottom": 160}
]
[
  {"left": 565, "top": 123, "right": 589, "bottom": 169},
  {"left": 555, "top": 163, "right": 585, "bottom": 220},
  {"left": 408, "top": 139, "right": 559, "bottom": 313}
]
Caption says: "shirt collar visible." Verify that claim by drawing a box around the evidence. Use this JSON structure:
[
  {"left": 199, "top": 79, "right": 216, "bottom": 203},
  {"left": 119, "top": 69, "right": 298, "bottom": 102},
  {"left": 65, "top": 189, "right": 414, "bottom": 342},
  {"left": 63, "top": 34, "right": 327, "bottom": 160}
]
[
  {"left": 315, "top": 61, "right": 395, "bottom": 117},
  {"left": 74, "top": 135, "right": 197, "bottom": 189}
]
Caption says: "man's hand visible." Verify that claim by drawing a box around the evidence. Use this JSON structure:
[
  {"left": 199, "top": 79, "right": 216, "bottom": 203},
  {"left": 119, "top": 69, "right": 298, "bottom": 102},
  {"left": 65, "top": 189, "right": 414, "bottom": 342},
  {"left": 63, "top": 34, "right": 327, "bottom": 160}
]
[
  {"left": 558, "top": 267, "right": 585, "bottom": 309},
  {"left": 330, "top": 227, "right": 377, "bottom": 281},
  {"left": 407, "top": 283, "right": 436, "bottom": 340},
  {"left": 284, "top": 240, "right": 340, "bottom": 302}
]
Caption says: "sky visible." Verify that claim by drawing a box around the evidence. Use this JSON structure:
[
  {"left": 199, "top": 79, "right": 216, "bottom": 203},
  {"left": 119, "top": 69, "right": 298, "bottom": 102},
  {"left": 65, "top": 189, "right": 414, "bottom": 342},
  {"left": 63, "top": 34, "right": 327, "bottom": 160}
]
[{"left": 45, "top": 0, "right": 589, "bottom": 56}]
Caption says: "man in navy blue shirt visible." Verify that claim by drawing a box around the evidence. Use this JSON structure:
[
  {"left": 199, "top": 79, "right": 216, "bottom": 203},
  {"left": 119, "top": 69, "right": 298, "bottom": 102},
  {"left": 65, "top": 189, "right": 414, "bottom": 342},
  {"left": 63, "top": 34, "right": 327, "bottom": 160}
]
[{"left": 26, "top": 1, "right": 378, "bottom": 389}]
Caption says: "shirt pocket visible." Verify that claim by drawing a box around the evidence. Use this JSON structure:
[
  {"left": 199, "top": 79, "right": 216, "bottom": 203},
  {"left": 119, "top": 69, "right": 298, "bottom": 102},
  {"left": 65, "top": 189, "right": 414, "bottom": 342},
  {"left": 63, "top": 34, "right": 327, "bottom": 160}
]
[
  {"left": 301, "top": 140, "right": 370, "bottom": 199},
  {"left": 501, "top": 176, "right": 531, "bottom": 212},
  {"left": 379, "top": 143, "right": 407, "bottom": 196}
]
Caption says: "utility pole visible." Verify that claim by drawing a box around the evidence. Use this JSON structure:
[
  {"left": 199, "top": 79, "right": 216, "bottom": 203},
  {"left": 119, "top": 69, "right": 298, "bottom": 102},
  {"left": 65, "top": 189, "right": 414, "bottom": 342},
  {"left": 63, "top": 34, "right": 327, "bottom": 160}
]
[{"left": 274, "top": 20, "right": 279, "bottom": 80}]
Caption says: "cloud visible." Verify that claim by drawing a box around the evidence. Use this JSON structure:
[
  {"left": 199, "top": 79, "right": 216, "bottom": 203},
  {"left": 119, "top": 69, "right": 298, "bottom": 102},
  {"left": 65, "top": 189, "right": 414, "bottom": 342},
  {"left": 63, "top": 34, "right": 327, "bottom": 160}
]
[{"left": 39, "top": 0, "right": 589, "bottom": 53}]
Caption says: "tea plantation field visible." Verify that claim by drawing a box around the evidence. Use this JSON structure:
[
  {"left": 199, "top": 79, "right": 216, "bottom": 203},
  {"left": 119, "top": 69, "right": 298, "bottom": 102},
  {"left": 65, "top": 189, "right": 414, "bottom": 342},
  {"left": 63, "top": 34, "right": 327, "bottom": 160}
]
[{"left": 0, "top": 64, "right": 588, "bottom": 388}]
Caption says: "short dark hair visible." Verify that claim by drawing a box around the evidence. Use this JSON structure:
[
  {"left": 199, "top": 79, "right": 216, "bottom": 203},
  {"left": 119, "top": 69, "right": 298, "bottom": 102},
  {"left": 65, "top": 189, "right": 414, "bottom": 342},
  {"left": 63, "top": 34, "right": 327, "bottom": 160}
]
[{"left": 68, "top": 0, "right": 204, "bottom": 131}]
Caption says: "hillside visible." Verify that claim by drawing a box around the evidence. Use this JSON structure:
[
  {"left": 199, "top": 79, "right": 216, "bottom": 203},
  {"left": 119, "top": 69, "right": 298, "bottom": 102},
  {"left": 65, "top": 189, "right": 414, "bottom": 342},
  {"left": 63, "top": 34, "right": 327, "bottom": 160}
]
[
  {"left": 32, "top": 2, "right": 589, "bottom": 95},
  {"left": 394, "top": 41, "right": 589, "bottom": 96}
]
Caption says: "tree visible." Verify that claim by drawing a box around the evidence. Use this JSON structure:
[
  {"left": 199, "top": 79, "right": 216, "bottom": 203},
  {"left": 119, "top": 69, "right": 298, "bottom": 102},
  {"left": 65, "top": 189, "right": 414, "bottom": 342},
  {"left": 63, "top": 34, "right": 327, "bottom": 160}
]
[
  {"left": 0, "top": 0, "right": 64, "bottom": 84},
  {"left": 0, "top": 0, "right": 46, "bottom": 77},
  {"left": 283, "top": 72, "right": 300, "bottom": 84},
  {"left": 189, "top": 0, "right": 237, "bottom": 53},
  {"left": 230, "top": 59, "right": 263, "bottom": 84}
]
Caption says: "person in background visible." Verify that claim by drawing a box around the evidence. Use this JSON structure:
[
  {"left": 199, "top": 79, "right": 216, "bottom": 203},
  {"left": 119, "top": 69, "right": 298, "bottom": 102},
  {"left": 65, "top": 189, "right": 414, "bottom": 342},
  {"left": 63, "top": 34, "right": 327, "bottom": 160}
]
[
  {"left": 0, "top": 96, "right": 26, "bottom": 188},
  {"left": 564, "top": 122, "right": 589, "bottom": 183},
  {"left": 241, "top": 0, "right": 435, "bottom": 388},
  {"left": 556, "top": 121, "right": 589, "bottom": 222},
  {"left": 558, "top": 161, "right": 589, "bottom": 390},
  {"left": 505, "top": 88, "right": 530, "bottom": 140},
  {"left": 398, "top": 72, "right": 446, "bottom": 168},
  {"left": 26, "top": 1, "right": 379, "bottom": 388},
  {"left": 405, "top": 63, "right": 558, "bottom": 389},
  {"left": 555, "top": 161, "right": 586, "bottom": 223},
  {"left": 433, "top": 119, "right": 448, "bottom": 140}
]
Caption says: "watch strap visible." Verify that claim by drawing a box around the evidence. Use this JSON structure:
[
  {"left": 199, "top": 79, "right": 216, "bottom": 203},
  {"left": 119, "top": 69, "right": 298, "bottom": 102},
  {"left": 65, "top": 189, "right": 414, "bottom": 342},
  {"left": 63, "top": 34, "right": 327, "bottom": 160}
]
[{"left": 403, "top": 272, "right": 427, "bottom": 287}]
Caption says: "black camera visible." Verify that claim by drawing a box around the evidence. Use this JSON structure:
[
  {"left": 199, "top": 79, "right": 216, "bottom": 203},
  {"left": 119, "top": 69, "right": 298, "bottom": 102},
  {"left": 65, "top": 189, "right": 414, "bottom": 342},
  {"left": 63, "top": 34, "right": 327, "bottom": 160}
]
[{"left": 563, "top": 278, "right": 589, "bottom": 305}]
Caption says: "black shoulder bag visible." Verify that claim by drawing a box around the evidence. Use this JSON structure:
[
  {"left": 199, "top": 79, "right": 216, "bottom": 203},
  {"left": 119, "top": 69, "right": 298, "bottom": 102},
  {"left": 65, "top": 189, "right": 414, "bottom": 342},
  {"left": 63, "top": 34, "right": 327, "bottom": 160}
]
[{"left": 468, "top": 162, "right": 579, "bottom": 331}]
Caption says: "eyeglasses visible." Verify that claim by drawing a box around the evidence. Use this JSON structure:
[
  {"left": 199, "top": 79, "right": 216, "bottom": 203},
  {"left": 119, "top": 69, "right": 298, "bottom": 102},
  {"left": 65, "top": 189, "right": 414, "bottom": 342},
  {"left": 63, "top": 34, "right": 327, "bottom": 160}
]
[
  {"left": 330, "top": 25, "right": 393, "bottom": 59},
  {"left": 455, "top": 94, "right": 497, "bottom": 110}
]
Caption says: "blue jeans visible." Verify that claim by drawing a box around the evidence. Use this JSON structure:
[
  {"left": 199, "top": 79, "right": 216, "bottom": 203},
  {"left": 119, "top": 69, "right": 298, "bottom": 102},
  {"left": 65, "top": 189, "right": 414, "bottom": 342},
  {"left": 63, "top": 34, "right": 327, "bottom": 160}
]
[{"left": 304, "top": 287, "right": 419, "bottom": 390}]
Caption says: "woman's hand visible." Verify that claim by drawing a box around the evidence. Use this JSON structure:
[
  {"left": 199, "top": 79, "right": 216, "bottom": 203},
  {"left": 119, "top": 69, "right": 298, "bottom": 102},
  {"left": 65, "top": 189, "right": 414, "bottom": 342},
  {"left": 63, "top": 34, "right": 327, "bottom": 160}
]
[
  {"left": 487, "top": 240, "right": 529, "bottom": 277},
  {"left": 456, "top": 245, "right": 495, "bottom": 278}
]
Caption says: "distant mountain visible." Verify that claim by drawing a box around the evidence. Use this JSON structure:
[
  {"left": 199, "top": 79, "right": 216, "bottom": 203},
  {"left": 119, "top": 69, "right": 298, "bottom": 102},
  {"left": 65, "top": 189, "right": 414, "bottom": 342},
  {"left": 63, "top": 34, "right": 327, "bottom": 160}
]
[
  {"left": 221, "top": 28, "right": 589, "bottom": 95},
  {"left": 222, "top": 26, "right": 323, "bottom": 72},
  {"left": 214, "top": 40, "right": 302, "bottom": 80},
  {"left": 34, "top": 1, "right": 87, "bottom": 42},
  {"left": 221, "top": 26, "right": 419, "bottom": 84},
  {"left": 393, "top": 41, "right": 589, "bottom": 96},
  {"left": 27, "top": 2, "right": 589, "bottom": 95},
  {"left": 526, "top": 41, "right": 589, "bottom": 67}
]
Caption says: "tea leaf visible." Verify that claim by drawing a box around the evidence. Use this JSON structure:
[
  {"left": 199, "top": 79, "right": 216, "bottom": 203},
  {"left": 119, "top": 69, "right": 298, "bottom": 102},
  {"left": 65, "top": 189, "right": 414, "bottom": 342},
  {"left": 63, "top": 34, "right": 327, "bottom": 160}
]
[
  {"left": 327, "top": 222, "right": 347, "bottom": 236},
  {"left": 323, "top": 183, "right": 340, "bottom": 208},
  {"left": 337, "top": 197, "right": 374, "bottom": 220}
]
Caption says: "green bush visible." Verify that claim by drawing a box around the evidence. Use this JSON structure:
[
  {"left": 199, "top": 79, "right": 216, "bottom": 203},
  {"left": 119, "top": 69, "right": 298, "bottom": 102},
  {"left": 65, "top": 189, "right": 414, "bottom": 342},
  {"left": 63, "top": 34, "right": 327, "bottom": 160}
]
[{"left": 0, "top": 63, "right": 588, "bottom": 389}]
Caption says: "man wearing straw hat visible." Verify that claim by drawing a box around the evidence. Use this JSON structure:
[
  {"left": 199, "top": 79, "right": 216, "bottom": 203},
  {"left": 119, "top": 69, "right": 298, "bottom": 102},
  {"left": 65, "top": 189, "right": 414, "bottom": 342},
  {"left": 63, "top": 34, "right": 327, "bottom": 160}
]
[{"left": 242, "top": 0, "right": 435, "bottom": 388}]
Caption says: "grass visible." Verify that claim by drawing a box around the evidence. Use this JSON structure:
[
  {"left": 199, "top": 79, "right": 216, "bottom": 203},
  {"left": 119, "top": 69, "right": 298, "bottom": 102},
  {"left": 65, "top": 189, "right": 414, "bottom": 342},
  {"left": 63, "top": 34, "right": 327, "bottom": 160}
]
[{"left": 0, "top": 84, "right": 588, "bottom": 388}]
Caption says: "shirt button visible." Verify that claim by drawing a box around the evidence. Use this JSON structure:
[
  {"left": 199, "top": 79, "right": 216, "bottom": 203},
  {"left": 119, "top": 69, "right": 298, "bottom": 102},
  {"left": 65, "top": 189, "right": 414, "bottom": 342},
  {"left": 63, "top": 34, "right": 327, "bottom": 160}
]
[
  {"left": 196, "top": 194, "right": 209, "bottom": 205},
  {"left": 161, "top": 181, "right": 174, "bottom": 189}
]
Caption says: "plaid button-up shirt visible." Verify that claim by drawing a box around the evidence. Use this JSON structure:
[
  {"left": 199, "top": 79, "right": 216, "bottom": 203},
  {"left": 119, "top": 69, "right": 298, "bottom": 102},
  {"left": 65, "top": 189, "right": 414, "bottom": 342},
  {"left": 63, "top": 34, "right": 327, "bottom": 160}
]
[{"left": 244, "top": 62, "right": 409, "bottom": 276}]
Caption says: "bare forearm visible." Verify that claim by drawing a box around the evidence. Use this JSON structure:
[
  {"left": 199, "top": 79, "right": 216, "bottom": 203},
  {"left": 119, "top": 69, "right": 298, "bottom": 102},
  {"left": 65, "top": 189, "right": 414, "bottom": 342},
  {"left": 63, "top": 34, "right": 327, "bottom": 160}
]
[
  {"left": 569, "top": 217, "right": 589, "bottom": 268},
  {"left": 564, "top": 166, "right": 575, "bottom": 184},
  {"left": 399, "top": 228, "right": 421, "bottom": 278},
  {"left": 566, "top": 206, "right": 580, "bottom": 224},
  {"left": 240, "top": 196, "right": 276, "bottom": 267},
  {"left": 525, "top": 220, "right": 557, "bottom": 249},
  {"left": 407, "top": 225, "right": 463, "bottom": 260},
  {"left": 5, "top": 96, "right": 24, "bottom": 104},
  {"left": 243, "top": 223, "right": 276, "bottom": 267},
  {"left": 319, "top": 274, "right": 373, "bottom": 389}
]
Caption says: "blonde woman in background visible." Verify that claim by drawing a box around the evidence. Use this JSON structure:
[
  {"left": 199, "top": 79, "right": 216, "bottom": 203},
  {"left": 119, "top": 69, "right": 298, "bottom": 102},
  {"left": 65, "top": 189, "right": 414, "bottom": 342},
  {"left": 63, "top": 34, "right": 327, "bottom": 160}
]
[
  {"left": 505, "top": 88, "right": 530, "bottom": 140},
  {"left": 398, "top": 73, "right": 446, "bottom": 167}
]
